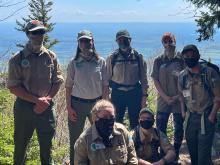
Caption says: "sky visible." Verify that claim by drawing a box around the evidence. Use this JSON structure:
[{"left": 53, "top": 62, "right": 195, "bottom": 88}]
[{"left": 0, "top": 0, "right": 196, "bottom": 23}]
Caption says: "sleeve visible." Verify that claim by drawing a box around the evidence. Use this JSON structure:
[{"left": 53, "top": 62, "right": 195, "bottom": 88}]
[
  {"left": 51, "top": 55, "right": 64, "bottom": 84},
  {"left": 125, "top": 129, "right": 138, "bottom": 165},
  {"left": 159, "top": 131, "right": 174, "bottom": 154},
  {"left": 209, "top": 69, "right": 220, "bottom": 103},
  {"left": 65, "top": 60, "right": 75, "bottom": 88},
  {"left": 151, "top": 58, "right": 159, "bottom": 81},
  {"left": 74, "top": 137, "right": 89, "bottom": 165},
  {"left": 106, "top": 55, "right": 113, "bottom": 82},
  {"left": 139, "top": 55, "right": 149, "bottom": 95},
  {"left": 101, "top": 59, "right": 109, "bottom": 86},
  {"left": 7, "top": 57, "right": 22, "bottom": 88}
]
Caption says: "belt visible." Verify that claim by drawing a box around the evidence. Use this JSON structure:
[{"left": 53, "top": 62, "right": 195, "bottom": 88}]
[{"left": 71, "top": 96, "right": 102, "bottom": 103}]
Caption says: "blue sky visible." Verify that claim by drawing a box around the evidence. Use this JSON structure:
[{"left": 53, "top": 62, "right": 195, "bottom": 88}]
[{"left": 1, "top": 0, "right": 195, "bottom": 22}]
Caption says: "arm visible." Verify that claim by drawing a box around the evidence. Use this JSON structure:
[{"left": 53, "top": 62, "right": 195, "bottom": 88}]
[
  {"left": 65, "top": 60, "right": 77, "bottom": 121},
  {"left": 208, "top": 69, "right": 220, "bottom": 123},
  {"left": 74, "top": 137, "right": 89, "bottom": 165},
  {"left": 139, "top": 56, "right": 149, "bottom": 108},
  {"left": 47, "top": 82, "right": 62, "bottom": 98},
  {"left": 155, "top": 132, "right": 176, "bottom": 165},
  {"left": 101, "top": 59, "right": 110, "bottom": 100},
  {"left": 125, "top": 131, "right": 138, "bottom": 165}
]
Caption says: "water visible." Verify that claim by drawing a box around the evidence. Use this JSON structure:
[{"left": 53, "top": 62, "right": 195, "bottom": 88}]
[{"left": 0, "top": 22, "right": 220, "bottom": 66}]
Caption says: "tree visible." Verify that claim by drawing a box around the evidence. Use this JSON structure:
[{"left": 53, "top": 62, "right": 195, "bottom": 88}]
[
  {"left": 16, "top": 0, "right": 58, "bottom": 49},
  {"left": 186, "top": 0, "right": 220, "bottom": 41}
]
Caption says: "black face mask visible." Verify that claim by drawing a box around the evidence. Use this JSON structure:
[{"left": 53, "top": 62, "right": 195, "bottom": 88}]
[
  {"left": 140, "top": 119, "right": 154, "bottom": 130},
  {"left": 118, "top": 38, "right": 130, "bottom": 50},
  {"left": 95, "top": 118, "right": 115, "bottom": 146},
  {"left": 184, "top": 57, "right": 199, "bottom": 68}
]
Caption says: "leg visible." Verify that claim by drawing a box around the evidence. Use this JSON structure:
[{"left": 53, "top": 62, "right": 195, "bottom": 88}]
[
  {"left": 156, "top": 112, "right": 170, "bottom": 135},
  {"left": 127, "top": 87, "right": 142, "bottom": 129},
  {"left": 36, "top": 102, "right": 56, "bottom": 165},
  {"left": 173, "top": 113, "right": 184, "bottom": 159},
  {"left": 69, "top": 99, "right": 95, "bottom": 165},
  {"left": 185, "top": 114, "right": 199, "bottom": 165},
  {"left": 111, "top": 89, "right": 126, "bottom": 124},
  {"left": 13, "top": 98, "right": 35, "bottom": 165},
  {"left": 197, "top": 116, "right": 215, "bottom": 165}
]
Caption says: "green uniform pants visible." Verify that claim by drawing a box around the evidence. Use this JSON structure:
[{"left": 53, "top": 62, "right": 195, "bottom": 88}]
[
  {"left": 185, "top": 112, "right": 215, "bottom": 165},
  {"left": 68, "top": 97, "right": 97, "bottom": 165},
  {"left": 13, "top": 97, "right": 56, "bottom": 165}
]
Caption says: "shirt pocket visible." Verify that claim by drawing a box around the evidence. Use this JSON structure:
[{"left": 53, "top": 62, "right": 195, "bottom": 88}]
[{"left": 113, "top": 144, "right": 128, "bottom": 164}]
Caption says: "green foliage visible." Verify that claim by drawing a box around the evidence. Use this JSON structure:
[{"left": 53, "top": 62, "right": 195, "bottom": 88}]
[
  {"left": 16, "top": 0, "right": 58, "bottom": 49},
  {"left": 186, "top": 0, "right": 220, "bottom": 41},
  {"left": 0, "top": 88, "right": 14, "bottom": 165}
]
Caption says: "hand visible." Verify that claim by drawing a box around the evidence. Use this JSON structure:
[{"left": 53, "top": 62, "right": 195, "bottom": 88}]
[
  {"left": 34, "top": 97, "right": 51, "bottom": 114},
  {"left": 163, "top": 96, "right": 175, "bottom": 105},
  {"left": 153, "top": 159, "right": 164, "bottom": 165},
  {"left": 141, "top": 96, "right": 148, "bottom": 108},
  {"left": 67, "top": 106, "right": 77, "bottom": 122},
  {"left": 181, "top": 111, "right": 186, "bottom": 119},
  {"left": 208, "top": 113, "right": 216, "bottom": 124}
]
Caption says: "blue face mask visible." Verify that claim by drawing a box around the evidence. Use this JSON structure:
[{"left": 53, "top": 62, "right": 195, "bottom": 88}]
[{"left": 140, "top": 119, "right": 154, "bottom": 130}]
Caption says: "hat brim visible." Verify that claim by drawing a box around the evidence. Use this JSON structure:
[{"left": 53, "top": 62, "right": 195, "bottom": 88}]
[
  {"left": 77, "top": 36, "right": 93, "bottom": 40},
  {"left": 28, "top": 26, "right": 46, "bottom": 32},
  {"left": 116, "top": 35, "right": 131, "bottom": 40}
]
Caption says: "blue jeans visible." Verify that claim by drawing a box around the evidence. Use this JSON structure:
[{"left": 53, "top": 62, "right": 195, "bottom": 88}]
[
  {"left": 111, "top": 87, "right": 142, "bottom": 129},
  {"left": 156, "top": 111, "right": 183, "bottom": 157}
]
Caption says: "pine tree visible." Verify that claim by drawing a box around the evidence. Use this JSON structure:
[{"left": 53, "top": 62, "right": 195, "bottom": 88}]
[
  {"left": 186, "top": 0, "right": 220, "bottom": 41},
  {"left": 16, "top": 0, "right": 58, "bottom": 49}
]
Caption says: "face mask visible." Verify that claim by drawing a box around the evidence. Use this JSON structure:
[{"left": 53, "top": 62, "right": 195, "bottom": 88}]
[
  {"left": 140, "top": 119, "right": 154, "bottom": 130},
  {"left": 184, "top": 57, "right": 199, "bottom": 68},
  {"left": 95, "top": 118, "right": 115, "bottom": 147},
  {"left": 118, "top": 38, "right": 130, "bottom": 50}
]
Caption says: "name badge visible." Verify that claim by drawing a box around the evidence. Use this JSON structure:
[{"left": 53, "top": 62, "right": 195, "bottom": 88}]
[
  {"left": 91, "top": 142, "right": 105, "bottom": 151},
  {"left": 182, "top": 90, "right": 190, "bottom": 98}
]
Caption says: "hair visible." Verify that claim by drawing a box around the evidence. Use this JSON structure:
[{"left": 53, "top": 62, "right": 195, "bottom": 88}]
[
  {"left": 91, "top": 99, "right": 115, "bottom": 121},
  {"left": 73, "top": 39, "right": 100, "bottom": 61},
  {"left": 161, "top": 32, "right": 176, "bottom": 44}
]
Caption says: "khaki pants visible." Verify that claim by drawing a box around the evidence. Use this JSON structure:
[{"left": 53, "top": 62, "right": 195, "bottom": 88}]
[
  {"left": 13, "top": 97, "right": 56, "bottom": 165},
  {"left": 68, "top": 98, "right": 96, "bottom": 165}
]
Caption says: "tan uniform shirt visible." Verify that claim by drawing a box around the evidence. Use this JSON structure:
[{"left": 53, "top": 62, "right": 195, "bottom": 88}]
[
  {"left": 131, "top": 127, "right": 174, "bottom": 161},
  {"left": 178, "top": 64, "right": 220, "bottom": 113},
  {"left": 74, "top": 123, "right": 138, "bottom": 165},
  {"left": 65, "top": 56, "right": 108, "bottom": 99},
  {"left": 106, "top": 49, "right": 148, "bottom": 95},
  {"left": 151, "top": 53, "right": 184, "bottom": 113},
  {"left": 7, "top": 44, "right": 64, "bottom": 97}
]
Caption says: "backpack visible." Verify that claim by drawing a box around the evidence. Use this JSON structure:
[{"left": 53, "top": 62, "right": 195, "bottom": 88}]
[
  {"left": 179, "top": 59, "right": 220, "bottom": 95},
  {"left": 111, "top": 49, "right": 141, "bottom": 77},
  {"left": 109, "top": 49, "right": 142, "bottom": 89}
]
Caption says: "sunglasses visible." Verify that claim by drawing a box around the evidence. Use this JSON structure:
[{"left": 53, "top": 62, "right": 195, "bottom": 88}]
[
  {"left": 30, "top": 30, "right": 46, "bottom": 35},
  {"left": 79, "top": 38, "right": 91, "bottom": 43}
]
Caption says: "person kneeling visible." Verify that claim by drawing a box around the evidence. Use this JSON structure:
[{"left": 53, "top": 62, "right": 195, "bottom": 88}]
[{"left": 131, "top": 108, "right": 176, "bottom": 165}]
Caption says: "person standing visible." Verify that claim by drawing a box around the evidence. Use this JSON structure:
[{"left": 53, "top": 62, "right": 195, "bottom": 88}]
[
  {"left": 151, "top": 32, "right": 184, "bottom": 161},
  {"left": 106, "top": 29, "right": 148, "bottom": 129},
  {"left": 74, "top": 99, "right": 138, "bottom": 165},
  {"left": 7, "top": 20, "right": 64, "bottom": 165},
  {"left": 65, "top": 30, "right": 109, "bottom": 165},
  {"left": 178, "top": 44, "right": 220, "bottom": 165}
]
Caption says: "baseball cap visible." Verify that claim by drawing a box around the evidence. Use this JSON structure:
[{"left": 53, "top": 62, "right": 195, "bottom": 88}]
[
  {"left": 25, "top": 20, "right": 46, "bottom": 32},
  {"left": 77, "top": 30, "right": 93, "bottom": 40},
  {"left": 181, "top": 44, "right": 200, "bottom": 56},
  {"left": 116, "top": 29, "right": 131, "bottom": 40},
  {"left": 139, "top": 108, "right": 154, "bottom": 117}
]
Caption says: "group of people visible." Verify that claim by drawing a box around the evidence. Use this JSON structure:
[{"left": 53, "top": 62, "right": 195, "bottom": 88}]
[{"left": 7, "top": 20, "right": 220, "bottom": 165}]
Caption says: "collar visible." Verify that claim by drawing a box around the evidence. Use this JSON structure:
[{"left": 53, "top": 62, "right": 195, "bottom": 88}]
[
  {"left": 186, "top": 63, "right": 204, "bottom": 77},
  {"left": 91, "top": 123, "right": 121, "bottom": 142},
  {"left": 118, "top": 48, "right": 136, "bottom": 59},
  {"left": 139, "top": 127, "right": 159, "bottom": 143},
  {"left": 22, "top": 42, "right": 48, "bottom": 58},
  {"left": 76, "top": 53, "right": 97, "bottom": 62},
  {"left": 162, "top": 51, "right": 180, "bottom": 60}
]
